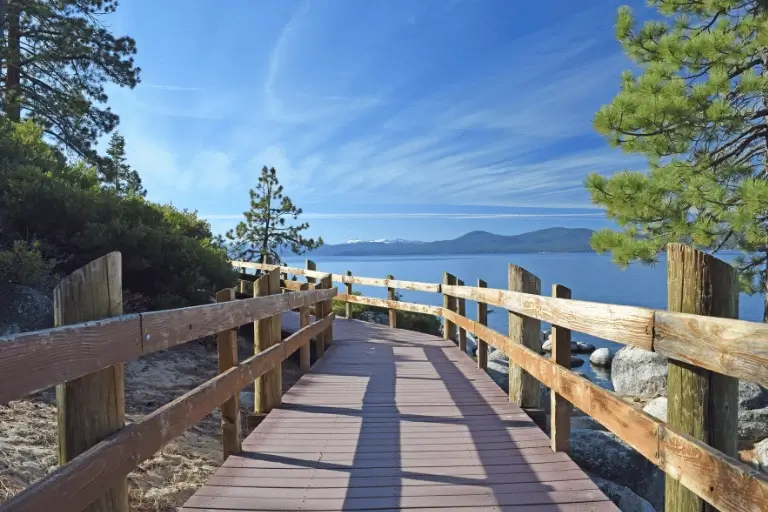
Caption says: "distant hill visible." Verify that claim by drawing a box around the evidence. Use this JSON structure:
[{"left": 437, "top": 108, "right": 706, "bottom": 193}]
[{"left": 305, "top": 228, "right": 596, "bottom": 257}]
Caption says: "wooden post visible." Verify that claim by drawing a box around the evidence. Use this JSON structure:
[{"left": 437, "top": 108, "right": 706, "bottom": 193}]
[
  {"left": 314, "top": 278, "right": 326, "bottom": 359},
  {"left": 299, "top": 282, "right": 311, "bottom": 373},
  {"left": 54, "top": 252, "right": 128, "bottom": 512},
  {"left": 320, "top": 274, "right": 333, "bottom": 347},
  {"left": 250, "top": 268, "right": 282, "bottom": 430},
  {"left": 457, "top": 278, "right": 467, "bottom": 353},
  {"left": 665, "top": 244, "right": 738, "bottom": 512},
  {"left": 387, "top": 274, "right": 396, "bottom": 328},
  {"left": 477, "top": 278, "right": 488, "bottom": 369},
  {"left": 443, "top": 273, "right": 457, "bottom": 342},
  {"left": 508, "top": 264, "right": 542, "bottom": 409},
  {"left": 345, "top": 270, "right": 353, "bottom": 319},
  {"left": 306, "top": 259, "right": 316, "bottom": 317},
  {"left": 216, "top": 288, "right": 241, "bottom": 459},
  {"left": 550, "top": 284, "right": 572, "bottom": 454}
]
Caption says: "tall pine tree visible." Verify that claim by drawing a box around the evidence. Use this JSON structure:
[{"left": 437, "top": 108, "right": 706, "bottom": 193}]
[
  {"left": 0, "top": 0, "right": 140, "bottom": 159},
  {"left": 101, "top": 131, "right": 145, "bottom": 196},
  {"left": 587, "top": 0, "right": 768, "bottom": 320},
  {"left": 227, "top": 166, "right": 322, "bottom": 264}
]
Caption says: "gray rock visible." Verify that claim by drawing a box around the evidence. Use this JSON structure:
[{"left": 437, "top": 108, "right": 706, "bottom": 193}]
[
  {"left": 755, "top": 438, "right": 768, "bottom": 472},
  {"left": 643, "top": 397, "right": 668, "bottom": 422},
  {"left": 739, "top": 408, "right": 768, "bottom": 442},
  {"left": 486, "top": 350, "right": 509, "bottom": 392},
  {"left": 540, "top": 330, "right": 550, "bottom": 342},
  {"left": 466, "top": 333, "right": 477, "bottom": 357},
  {"left": 0, "top": 284, "right": 53, "bottom": 335},
  {"left": 542, "top": 338, "right": 552, "bottom": 352},
  {"left": 240, "top": 390, "right": 254, "bottom": 410},
  {"left": 590, "top": 348, "right": 613, "bottom": 367},
  {"left": 572, "top": 416, "right": 607, "bottom": 431},
  {"left": 591, "top": 477, "right": 656, "bottom": 512},
  {"left": 611, "top": 346, "right": 668, "bottom": 399},
  {"left": 739, "top": 381, "right": 768, "bottom": 410},
  {"left": 359, "top": 311, "right": 389, "bottom": 325},
  {"left": 570, "top": 429, "right": 664, "bottom": 510},
  {"left": 576, "top": 342, "right": 596, "bottom": 353},
  {"left": 570, "top": 357, "right": 585, "bottom": 368}
]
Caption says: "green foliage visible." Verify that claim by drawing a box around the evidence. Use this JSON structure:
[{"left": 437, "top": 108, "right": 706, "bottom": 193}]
[
  {"left": 0, "top": 240, "right": 56, "bottom": 289},
  {"left": 588, "top": 0, "right": 768, "bottom": 302},
  {"left": 101, "top": 132, "right": 146, "bottom": 197},
  {"left": 0, "top": 118, "right": 235, "bottom": 308},
  {"left": 227, "top": 166, "right": 323, "bottom": 264},
  {"left": 1, "top": 0, "right": 140, "bottom": 158},
  {"left": 331, "top": 290, "right": 441, "bottom": 336}
]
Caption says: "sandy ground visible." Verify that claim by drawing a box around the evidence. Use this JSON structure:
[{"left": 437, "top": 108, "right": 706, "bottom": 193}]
[{"left": 0, "top": 335, "right": 304, "bottom": 511}]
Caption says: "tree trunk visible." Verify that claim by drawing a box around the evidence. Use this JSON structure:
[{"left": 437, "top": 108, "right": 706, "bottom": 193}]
[
  {"left": 763, "top": 252, "right": 768, "bottom": 324},
  {"left": 4, "top": 0, "right": 21, "bottom": 121},
  {"left": 0, "top": 0, "right": 6, "bottom": 77}
]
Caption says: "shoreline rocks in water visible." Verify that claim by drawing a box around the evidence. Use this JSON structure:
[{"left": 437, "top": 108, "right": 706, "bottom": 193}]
[
  {"left": 589, "top": 347, "right": 613, "bottom": 367},
  {"left": 611, "top": 346, "right": 668, "bottom": 398},
  {"left": 541, "top": 337, "right": 595, "bottom": 354}
]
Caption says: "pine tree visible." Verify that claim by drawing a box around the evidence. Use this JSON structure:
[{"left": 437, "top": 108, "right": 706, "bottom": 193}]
[
  {"left": 0, "top": 0, "right": 140, "bottom": 159},
  {"left": 227, "top": 166, "right": 323, "bottom": 264},
  {"left": 587, "top": 0, "right": 768, "bottom": 320},
  {"left": 101, "top": 131, "right": 145, "bottom": 197}
]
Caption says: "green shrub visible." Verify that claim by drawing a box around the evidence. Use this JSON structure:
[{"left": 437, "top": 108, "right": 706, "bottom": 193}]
[
  {"left": 0, "top": 240, "right": 57, "bottom": 290},
  {"left": 332, "top": 290, "right": 441, "bottom": 336}
]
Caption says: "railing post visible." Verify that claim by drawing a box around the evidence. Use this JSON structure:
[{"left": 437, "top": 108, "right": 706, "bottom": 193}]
[
  {"left": 508, "top": 264, "right": 542, "bottom": 413},
  {"left": 443, "top": 272, "right": 457, "bottom": 343},
  {"left": 665, "top": 244, "right": 738, "bottom": 512},
  {"left": 320, "top": 274, "right": 333, "bottom": 347},
  {"left": 216, "top": 287, "right": 242, "bottom": 459},
  {"left": 345, "top": 270, "right": 353, "bottom": 319},
  {"left": 54, "top": 252, "right": 128, "bottom": 512},
  {"left": 550, "top": 284, "right": 572, "bottom": 453},
  {"left": 250, "top": 268, "right": 282, "bottom": 431},
  {"left": 456, "top": 278, "right": 467, "bottom": 352},
  {"left": 314, "top": 278, "right": 326, "bottom": 359},
  {"left": 477, "top": 278, "right": 488, "bottom": 369},
  {"left": 299, "top": 282, "right": 311, "bottom": 373},
  {"left": 387, "top": 274, "right": 396, "bottom": 328},
  {"left": 306, "top": 259, "right": 316, "bottom": 317}
]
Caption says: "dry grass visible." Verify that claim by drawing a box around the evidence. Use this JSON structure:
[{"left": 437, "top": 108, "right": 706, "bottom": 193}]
[{"left": 0, "top": 335, "right": 305, "bottom": 511}]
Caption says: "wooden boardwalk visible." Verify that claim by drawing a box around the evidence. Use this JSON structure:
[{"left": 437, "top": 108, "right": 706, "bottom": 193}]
[{"left": 181, "top": 318, "right": 616, "bottom": 511}]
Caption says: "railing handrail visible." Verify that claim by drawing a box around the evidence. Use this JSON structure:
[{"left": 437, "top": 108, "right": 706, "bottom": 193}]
[{"left": 237, "top": 261, "right": 768, "bottom": 387}]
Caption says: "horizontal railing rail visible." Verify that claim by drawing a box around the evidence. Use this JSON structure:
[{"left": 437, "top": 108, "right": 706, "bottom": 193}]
[{"left": 233, "top": 256, "right": 768, "bottom": 512}]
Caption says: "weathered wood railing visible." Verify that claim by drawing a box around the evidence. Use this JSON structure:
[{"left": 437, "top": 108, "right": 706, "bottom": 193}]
[
  {"left": 0, "top": 252, "right": 337, "bottom": 512},
  {"left": 236, "top": 244, "right": 768, "bottom": 512}
]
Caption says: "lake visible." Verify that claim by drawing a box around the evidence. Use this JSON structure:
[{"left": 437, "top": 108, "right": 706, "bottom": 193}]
[{"left": 284, "top": 252, "right": 764, "bottom": 389}]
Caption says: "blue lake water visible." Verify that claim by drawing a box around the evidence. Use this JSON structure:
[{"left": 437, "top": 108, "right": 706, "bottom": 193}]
[{"left": 284, "top": 252, "right": 763, "bottom": 389}]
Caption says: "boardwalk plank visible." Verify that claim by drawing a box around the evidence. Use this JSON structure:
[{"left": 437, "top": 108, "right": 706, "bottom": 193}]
[{"left": 182, "top": 317, "right": 616, "bottom": 511}]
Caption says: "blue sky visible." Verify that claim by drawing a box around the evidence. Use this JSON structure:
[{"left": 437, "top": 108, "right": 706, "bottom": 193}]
[{"left": 104, "top": 0, "right": 649, "bottom": 243}]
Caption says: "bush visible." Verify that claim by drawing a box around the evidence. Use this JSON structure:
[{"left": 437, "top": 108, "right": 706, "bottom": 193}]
[
  {"left": 0, "top": 119, "right": 235, "bottom": 308},
  {"left": 332, "top": 290, "right": 441, "bottom": 336},
  {"left": 0, "top": 240, "right": 57, "bottom": 290}
]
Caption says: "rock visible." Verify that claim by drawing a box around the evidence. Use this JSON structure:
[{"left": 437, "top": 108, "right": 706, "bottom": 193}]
[
  {"left": 611, "top": 346, "right": 668, "bottom": 399},
  {"left": 466, "top": 334, "right": 477, "bottom": 357},
  {"left": 570, "top": 429, "right": 664, "bottom": 510},
  {"left": 739, "top": 381, "right": 768, "bottom": 410},
  {"left": 591, "top": 477, "right": 656, "bottom": 512},
  {"left": 643, "top": 397, "right": 668, "bottom": 422},
  {"left": 590, "top": 348, "right": 613, "bottom": 367},
  {"left": 240, "top": 391, "right": 254, "bottom": 410},
  {"left": 542, "top": 338, "right": 552, "bottom": 352},
  {"left": 570, "top": 357, "right": 585, "bottom": 368},
  {"left": 0, "top": 284, "right": 53, "bottom": 335},
  {"left": 755, "top": 438, "right": 768, "bottom": 472},
  {"left": 572, "top": 416, "right": 606, "bottom": 431},
  {"left": 541, "top": 330, "right": 550, "bottom": 342},
  {"left": 575, "top": 342, "right": 596, "bottom": 353},
  {"left": 486, "top": 349, "right": 509, "bottom": 392},
  {"left": 739, "top": 408, "right": 768, "bottom": 442},
  {"left": 542, "top": 339, "right": 595, "bottom": 354},
  {"left": 359, "top": 311, "right": 389, "bottom": 325}
]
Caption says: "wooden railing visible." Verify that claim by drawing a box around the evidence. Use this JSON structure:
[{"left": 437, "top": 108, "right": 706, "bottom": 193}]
[
  {"left": 0, "top": 252, "right": 336, "bottom": 512},
  {"left": 236, "top": 244, "right": 768, "bottom": 512}
]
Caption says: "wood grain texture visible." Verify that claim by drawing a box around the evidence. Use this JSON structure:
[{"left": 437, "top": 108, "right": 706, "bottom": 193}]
[
  {"left": 320, "top": 274, "right": 333, "bottom": 347},
  {"left": 254, "top": 269, "right": 282, "bottom": 416},
  {"left": 666, "top": 244, "right": 739, "bottom": 512},
  {"left": 345, "top": 270, "right": 352, "bottom": 319},
  {"left": 443, "top": 273, "right": 457, "bottom": 342},
  {"left": 508, "top": 264, "right": 541, "bottom": 408},
  {"left": 280, "top": 280, "right": 304, "bottom": 291},
  {"left": 53, "top": 251, "right": 128, "bottom": 512},
  {"left": 0, "top": 315, "right": 335, "bottom": 512},
  {"left": 335, "top": 293, "right": 443, "bottom": 316},
  {"left": 550, "top": 284, "right": 572, "bottom": 454},
  {"left": 313, "top": 277, "right": 325, "bottom": 359},
  {"left": 457, "top": 278, "right": 467, "bottom": 353},
  {"left": 387, "top": 274, "right": 396, "bottom": 328},
  {"left": 298, "top": 283, "right": 311, "bottom": 373},
  {"left": 440, "top": 307, "right": 768, "bottom": 512},
  {"left": 477, "top": 279, "right": 488, "bottom": 370},
  {"left": 442, "top": 284, "right": 655, "bottom": 351},
  {"left": 216, "top": 288, "right": 241, "bottom": 460}
]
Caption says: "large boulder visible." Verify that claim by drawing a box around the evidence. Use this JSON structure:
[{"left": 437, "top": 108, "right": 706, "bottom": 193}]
[
  {"left": 755, "top": 438, "right": 768, "bottom": 472},
  {"left": 643, "top": 397, "right": 668, "bottom": 423},
  {"left": 590, "top": 476, "right": 656, "bottom": 512},
  {"left": 590, "top": 348, "right": 613, "bottom": 367},
  {"left": 611, "top": 346, "right": 668, "bottom": 399},
  {"left": 570, "top": 428, "right": 664, "bottom": 510},
  {"left": 739, "top": 408, "right": 768, "bottom": 442},
  {"left": 739, "top": 381, "right": 768, "bottom": 410},
  {"left": 486, "top": 349, "right": 509, "bottom": 393},
  {"left": 0, "top": 284, "right": 53, "bottom": 336},
  {"left": 465, "top": 333, "right": 477, "bottom": 357}
]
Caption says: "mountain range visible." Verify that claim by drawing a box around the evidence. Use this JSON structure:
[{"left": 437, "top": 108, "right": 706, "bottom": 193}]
[{"left": 305, "top": 227, "right": 596, "bottom": 257}]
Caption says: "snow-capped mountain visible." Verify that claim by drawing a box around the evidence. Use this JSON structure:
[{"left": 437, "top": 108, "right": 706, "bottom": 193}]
[{"left": 344, "top": 238, "right": 421, "bottom": 244}]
